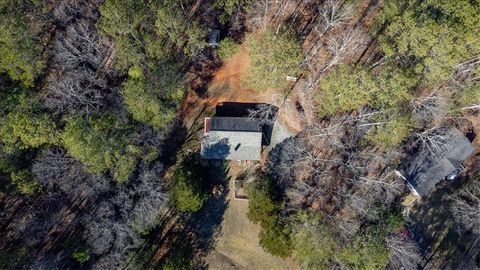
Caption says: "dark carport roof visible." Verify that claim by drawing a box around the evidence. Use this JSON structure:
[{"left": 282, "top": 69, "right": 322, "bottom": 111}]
[{"left": 210, "top": 117, "right": 261, "bottom": 132}]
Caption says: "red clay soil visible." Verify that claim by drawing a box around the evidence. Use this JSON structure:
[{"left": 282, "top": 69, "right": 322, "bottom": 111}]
[
  {"left": 181, "top": 47, "right": 303, "bottom": 132},
  {"left": 178, "top": 48, "right": 252, "bottom": 126}
]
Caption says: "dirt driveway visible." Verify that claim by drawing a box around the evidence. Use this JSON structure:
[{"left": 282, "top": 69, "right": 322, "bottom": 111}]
[{"left": 205, "top": 192, "right": 298, "bottom": 270}]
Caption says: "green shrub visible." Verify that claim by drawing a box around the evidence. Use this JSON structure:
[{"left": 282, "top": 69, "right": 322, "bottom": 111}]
[
  {"left": 0, "top": 92, "right": 57, "bottom": 152},
  {"left": 213, "top": 0, "right": 253, "bottom": 23},
  {"left": 217, "top": 37, "right": 239, "bottom": 60},
  {"left": 259, "top": 221, "right": 292, "bottom": 258},
  {"left": 247, "top": 175, "right": 292, "bottom": 257},
  {"left": 122, "top": 64, "right": 185, "bottom": 129},
  {"left": 10, "top": 169, "right": 39, "bottom": 195},
  {"left": 61, "top": 115, "right": 140, "bottom": 182},
  {"left": 451, "top": 83, "right": 480, "bottom": 114},
  {"left": 162, "top": 256, "right": 192, "bottom": 270},
  {"left": 246, "top": 177, "right": 279, "bottom": 227},
  {"left": 338, "top": 228, "right": 390, "bottom": 270},
  {"left": 72, "top": 249, "right": 91, "bottom": 264},
  {"left": 293, "top": 212, "right": 338, "bottom": 269},
  {"left": 363, "top": 114, "right": 415, "bottom": 150},
  {"left": 0, "top": 10, "right": 45, "bottom": 86},
  {"left": 376, "top": 0, "right": 480, "bottom": 85},
  {"left": 316, "top": 65, "right": 375, "bottom": 117}
]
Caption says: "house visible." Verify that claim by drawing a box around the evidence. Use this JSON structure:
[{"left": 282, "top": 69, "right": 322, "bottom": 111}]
[
  {"left": 201, "top": 117, "right": 263, "bottom": 161},
  {"left": 397, "top": 127, "right": 475, "bottom": 197}
]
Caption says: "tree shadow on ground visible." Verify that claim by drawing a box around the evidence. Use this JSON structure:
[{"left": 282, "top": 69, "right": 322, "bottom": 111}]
[
  {"left": 191, "top": 159, "right": 231, "bottom": 269},
  {"left": 188, "top": 49, "right": 222, "bottom": 98},
  {"left": 408, "top": 177, "right": 479, "bottom": 269},
  {"left": 128, "top": 158, "right": 230, "bottom": 270},
  {"left": 201, "top": 138, "right": 231, "bottom": 160}
]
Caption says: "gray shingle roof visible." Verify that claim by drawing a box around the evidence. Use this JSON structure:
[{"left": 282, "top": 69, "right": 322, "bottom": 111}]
[
  {"left": 201, "top": 130, "right": 262, "bottom": 160},
  {"left": 201, "top": 117, "right": 262, "bottom": 160},
  {"left": 399, "top": 127, "right": 475, "bottom": 197}
]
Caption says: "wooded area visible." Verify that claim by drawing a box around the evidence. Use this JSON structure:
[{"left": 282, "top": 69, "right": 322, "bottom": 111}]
[{"left": 0, "top": 0, "right": 479, "bottom": 269}]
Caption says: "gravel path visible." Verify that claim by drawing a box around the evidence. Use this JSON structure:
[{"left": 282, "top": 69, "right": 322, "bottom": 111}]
[{"left": 269, "top": 118, "right": 297, "bottom": 149}]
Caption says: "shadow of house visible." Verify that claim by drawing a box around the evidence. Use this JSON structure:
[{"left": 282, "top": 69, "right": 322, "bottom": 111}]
[
  {"left": 397, "top": 127, "right": 475, "bottom": 198},
  {"left": 215, "top": 102, "right": 279, "bottom": 146}
]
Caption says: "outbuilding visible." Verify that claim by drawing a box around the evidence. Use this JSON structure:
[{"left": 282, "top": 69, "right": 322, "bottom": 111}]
[{"left": 397, "top": 127, "right": 475, "bottom": 197}]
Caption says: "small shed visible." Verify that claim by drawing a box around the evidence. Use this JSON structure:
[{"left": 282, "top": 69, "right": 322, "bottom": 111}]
[
  {"left": 397, "top": 127, "right": 475, "bottom": 197},
  {"left": 208, "top": 30, "right": 220, "bottom": 47}
]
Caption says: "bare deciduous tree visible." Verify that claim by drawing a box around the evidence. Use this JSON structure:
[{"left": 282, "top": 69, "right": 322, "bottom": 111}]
[
  {"left": 347, "top": 172, "right": 406, "bottom": 205},
  {"left": 318, "top": 0, "right": 353, "bottom": 33},
  {"left": 452, "top": 57, "right": 480, "bottom": 87},
  {"left": 305, "top": 121, "right": 345, "bottom": 149},
  {"left": 337, "top": 215, "right": 361, "bottom": 238},
  {"left": 248, "top": 103, "right": 278, "bottom": 125},
  {"left": 32, "top": 148, "right": 110, "bottom": 199},
  {"left": 318, "top": 28, "right": 367, "bottom": 74},
  {"left": 386, "top": 233, "right": 422, "bottom": 270},
  {"left": 250, "top": 0, "right": 270, "bottom": 30},
  {"left": 44, "top": 69, "right": 106, "bottom": 115},
  {"left": 450, "top": 180, "right": 480, "bottom": 234},
  {"left": 84, "top": 202, "right": 116, "bottom": 255},
  {"left": 414, "top": 126, "right": 449, "bottom": 156},
  {"left": 307, "top": 0, "right": 353, "bottom": 61},
  {"left": 411, "top": 94, "right": 444, "bottom": 123},
  {"left": 54, "top": 19, "right": 106, "bottom": 70},
  {"left": 52, "top": 0, "right": 82, "bottom": 26},
  {"left": 283, "top": 136, "right": 340, "bottom": 176}
]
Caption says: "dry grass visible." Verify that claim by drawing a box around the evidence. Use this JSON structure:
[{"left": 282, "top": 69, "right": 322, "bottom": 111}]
[{"left": 206, "top": 188, "right": 298, "bottom": 270}]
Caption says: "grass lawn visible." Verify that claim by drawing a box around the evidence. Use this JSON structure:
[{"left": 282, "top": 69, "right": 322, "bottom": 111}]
[{"left": 205, "top": 186, "right": 298, "bottom": 270}]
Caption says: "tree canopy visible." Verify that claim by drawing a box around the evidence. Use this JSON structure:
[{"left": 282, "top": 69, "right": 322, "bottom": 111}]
[
  {"left": 247, "top": 175, "right": 293, "bottom": 257},
  {"left": 122, "top": 63, "right": 185, "bottom": 129},
  {"left": 244, "top": 29, "right": 303, "bottom": 92},
  {"left": 292, "top": 212, "right": 338, "bottom": 269},
  {"left": 169, "top": 160, "right": 209, "bottom": 213},
  {"left": 338, "top": 228, "right": 390, "bottom": 270},
  {"left": 377, "top": 0, "right": 480, "bottom": 85},
  {"left": 0, "top": 1, "right": 46, "bottom": 86},
  {"left": 316, "top": 65, "right": 375, "bottom": 117},
  {"left": 60, "top": 115, "right": 141, "bottom": 182}
]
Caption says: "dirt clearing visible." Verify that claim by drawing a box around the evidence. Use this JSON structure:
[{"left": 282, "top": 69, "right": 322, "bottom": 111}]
[{"left": 182, "top": 47, "right": 302, "bottom": 133}]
